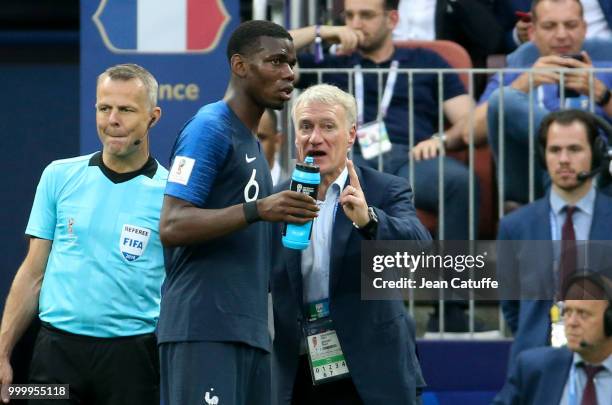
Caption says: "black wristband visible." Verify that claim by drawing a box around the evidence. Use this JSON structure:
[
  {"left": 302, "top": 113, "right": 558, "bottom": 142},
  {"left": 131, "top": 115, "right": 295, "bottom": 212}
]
[
  {"left": 597, "top": 88, "right": 611, "bottom": 107},
  {"left": 243, "top": 201, "right": 260, "bottom": 224},
  {"left": 357, "top": 219, "right": 378, "bottom": 240},
  {"left": 353, "top": 207, "right": 379, "bottom": 240}
]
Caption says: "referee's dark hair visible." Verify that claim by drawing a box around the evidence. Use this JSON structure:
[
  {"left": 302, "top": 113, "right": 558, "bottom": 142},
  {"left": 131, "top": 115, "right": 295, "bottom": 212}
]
[{"left": 226, "top": 20, "right": 293, "bottom": 63}]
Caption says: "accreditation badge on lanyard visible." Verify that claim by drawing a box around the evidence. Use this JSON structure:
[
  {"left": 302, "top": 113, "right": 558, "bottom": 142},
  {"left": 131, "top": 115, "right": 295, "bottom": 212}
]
[
  {"left": 550, "top": 301, "right": 567, "bottom": 348},
  {"left": 355, "top": 61, "right": 398, "bottom": 160},
  {"left": 304, "top": 299, "right": 350, "bottom": 385}
]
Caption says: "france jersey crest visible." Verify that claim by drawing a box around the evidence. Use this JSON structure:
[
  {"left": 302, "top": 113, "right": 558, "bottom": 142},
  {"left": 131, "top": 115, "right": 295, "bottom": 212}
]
[
  {"left": 120, "top": 224, "right": 151, "bottom": 261},
  {"left": 92, "top": 0, "right": 231, "bottom": 54}
]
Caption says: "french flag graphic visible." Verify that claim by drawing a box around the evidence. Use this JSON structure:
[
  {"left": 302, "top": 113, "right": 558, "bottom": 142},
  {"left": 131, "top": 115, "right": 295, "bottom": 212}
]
[{"left": 93, "top": 0, "right": 231, "bottom": 53}]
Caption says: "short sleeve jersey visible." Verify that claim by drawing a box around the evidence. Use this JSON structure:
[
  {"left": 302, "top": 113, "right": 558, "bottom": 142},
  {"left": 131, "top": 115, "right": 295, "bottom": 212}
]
[
  {"left": 26, "top": 152, "right": 168, "bottom": 337},
  {"left": 158, "top": 100, "right": 273, "bottom": 351},
  {"left": 298, "top": 47, "right": 466, "bottom": 145}
]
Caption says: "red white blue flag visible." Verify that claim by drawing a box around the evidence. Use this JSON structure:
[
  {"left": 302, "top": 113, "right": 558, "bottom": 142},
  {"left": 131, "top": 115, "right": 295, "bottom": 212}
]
[{"left": 93, "top": 0, "right": 231, "bottom": 53}]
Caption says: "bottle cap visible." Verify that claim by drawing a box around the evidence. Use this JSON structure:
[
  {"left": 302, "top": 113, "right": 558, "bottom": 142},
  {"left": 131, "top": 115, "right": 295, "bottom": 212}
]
[{"left": 296, "top": 156, "right": 319, "bottom": 173}]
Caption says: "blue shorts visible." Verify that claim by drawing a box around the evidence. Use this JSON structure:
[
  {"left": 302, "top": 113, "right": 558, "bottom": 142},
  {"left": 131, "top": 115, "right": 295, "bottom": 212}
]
[{"left": 159, "top": 341, "right": 270, "bottom": 405}]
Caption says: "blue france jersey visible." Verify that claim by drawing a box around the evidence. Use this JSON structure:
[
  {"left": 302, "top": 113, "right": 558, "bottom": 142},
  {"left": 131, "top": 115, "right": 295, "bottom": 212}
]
[
  {"left": 26, "top": 153, "right": 168, "bottom": 337},
  {"left": 159, "top": 100, "right": 273, "bottom": 351}
]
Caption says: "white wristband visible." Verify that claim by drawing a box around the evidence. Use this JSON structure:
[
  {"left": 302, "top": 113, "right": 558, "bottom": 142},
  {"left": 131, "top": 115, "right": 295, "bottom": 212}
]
[{"left": 430, "top": 133, "right": 447, "bottom": 144}]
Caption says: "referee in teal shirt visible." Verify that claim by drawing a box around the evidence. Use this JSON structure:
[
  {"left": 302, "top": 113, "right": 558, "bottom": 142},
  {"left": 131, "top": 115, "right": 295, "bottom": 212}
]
[{"left": 0, "top": 64, "right": 167, "bottom": 404}]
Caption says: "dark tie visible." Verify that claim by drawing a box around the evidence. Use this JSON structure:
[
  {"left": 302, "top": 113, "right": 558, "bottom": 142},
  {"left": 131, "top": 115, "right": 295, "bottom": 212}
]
[
  {"left": 559, "top": 205, "right": 577, "bottom": 293},
  {"left": 581, "top": 364, "right": 605, "bottom": 405}
]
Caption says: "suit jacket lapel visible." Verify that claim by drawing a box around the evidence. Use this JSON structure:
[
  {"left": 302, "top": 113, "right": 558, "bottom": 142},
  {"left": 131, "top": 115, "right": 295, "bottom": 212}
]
[
  {"left": 329, "top": 208, "right": 353, "bottom": 296},
  {"left": 534, "top": 197, "right": 552, "bottom": 240},
  {"left": 329, "top": 167, "right": 361, "bottom": 296},
  {"left": 285, "top": 248, "right": 304, "bottom": 311},
  {"left": 590, "top": 191, "right": 612, "bottom": 239},
  {"left": 545, "top": 349, "right": 573, "bottom": 404},
  {"left": 526, "top": 198, "right": 555, "bottom": 290}
]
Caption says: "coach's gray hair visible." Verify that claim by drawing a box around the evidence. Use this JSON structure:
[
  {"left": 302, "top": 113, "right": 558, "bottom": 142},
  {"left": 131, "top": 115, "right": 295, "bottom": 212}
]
[
  {"left": 97, "top": 63, "right": 158, "bottom": 109},
  {"left": 292, "top": 84, "right": 357, "bottom": 128}
]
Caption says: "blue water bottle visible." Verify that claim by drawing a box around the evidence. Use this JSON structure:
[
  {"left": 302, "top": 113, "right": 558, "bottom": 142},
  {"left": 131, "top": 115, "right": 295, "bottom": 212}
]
[{"left": 282, "top": 156, "right": 320, "bottom": 250}]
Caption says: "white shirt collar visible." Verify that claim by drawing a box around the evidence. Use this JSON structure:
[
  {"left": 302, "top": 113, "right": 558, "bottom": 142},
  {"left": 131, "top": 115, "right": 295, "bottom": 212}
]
[{"left": 322, "top": 166, "right": 349, "bottom": 201}]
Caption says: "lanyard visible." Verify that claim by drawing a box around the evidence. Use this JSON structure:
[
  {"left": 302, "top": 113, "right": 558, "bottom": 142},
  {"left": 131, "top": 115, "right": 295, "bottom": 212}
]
[
  {"left": 537, "top": 86, "right": 546, "bottom": 109},
  {"left": 354, "top": 60, "right": 399, "bottom": 125}
]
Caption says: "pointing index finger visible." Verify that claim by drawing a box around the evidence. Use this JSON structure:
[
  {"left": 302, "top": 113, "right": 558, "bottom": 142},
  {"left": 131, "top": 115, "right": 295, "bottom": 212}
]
[{"left": 347, "top": 159, "right": 361, "bottom": 190}]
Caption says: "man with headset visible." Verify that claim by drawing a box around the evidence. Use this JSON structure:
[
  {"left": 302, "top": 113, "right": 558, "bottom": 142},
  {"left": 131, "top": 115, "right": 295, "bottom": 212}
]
[
  {"left": 496, "top": 109, "right": 612, "bottom": 373},
  {"left": 495, "top": 271, "right": 612, "bottom": 405}
]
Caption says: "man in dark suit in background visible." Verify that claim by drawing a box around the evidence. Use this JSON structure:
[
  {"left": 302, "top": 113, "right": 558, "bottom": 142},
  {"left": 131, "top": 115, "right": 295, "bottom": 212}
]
[
  {"left": 495, "top": 272, "right": 612, "bottom": 405},
  {"left": 497, "top": 109, "right": 612, "bottom": 373},
  {"left": 271, "top": 83, "right": 431, "bottom": 404}
]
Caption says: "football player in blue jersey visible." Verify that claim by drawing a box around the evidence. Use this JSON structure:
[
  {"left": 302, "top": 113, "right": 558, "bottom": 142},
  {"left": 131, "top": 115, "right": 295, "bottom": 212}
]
[
  {"left": 0, "top": 64, "right": 167, "bottom": 405},
  {"left": 158, "top": 21, "right": 319, "bottom": 405}
]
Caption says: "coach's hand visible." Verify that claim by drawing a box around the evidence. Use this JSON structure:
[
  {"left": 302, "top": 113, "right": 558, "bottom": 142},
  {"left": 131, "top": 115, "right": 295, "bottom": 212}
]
[
  {"left": 0, "top": 356, "right": 13, "bottom": 403},
  {"left": 257, "top": 191, "right": 319, "bottom": 224},
  {"left": 339, "top": 160, "right": 369, "bottom": 227}
]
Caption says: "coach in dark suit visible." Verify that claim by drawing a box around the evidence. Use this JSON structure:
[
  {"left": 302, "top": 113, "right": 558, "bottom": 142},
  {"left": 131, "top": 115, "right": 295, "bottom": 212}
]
[
  {"left": 496, "top": 110, "right": 612, "bottom": 373},
  {"left": 271, "top": 84, "right": 430, "bottom": 405}
]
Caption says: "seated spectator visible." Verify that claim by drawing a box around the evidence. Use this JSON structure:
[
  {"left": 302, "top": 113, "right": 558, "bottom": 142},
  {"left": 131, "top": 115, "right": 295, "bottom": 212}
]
[
  {"left": 466, "top": 0, "right": 612, "bottom": 204},
  {"left": 494, "top": 271, "right": 612, "bottom": 405}
]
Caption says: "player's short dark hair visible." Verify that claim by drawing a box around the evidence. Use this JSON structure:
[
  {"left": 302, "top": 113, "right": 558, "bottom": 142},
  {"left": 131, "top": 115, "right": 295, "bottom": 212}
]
[
  {"left": 538, "top": 109, "right": 598, "bottom": 149},
  {"left": 226, "top": 20, "right": 292, "bottom": 63}
]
